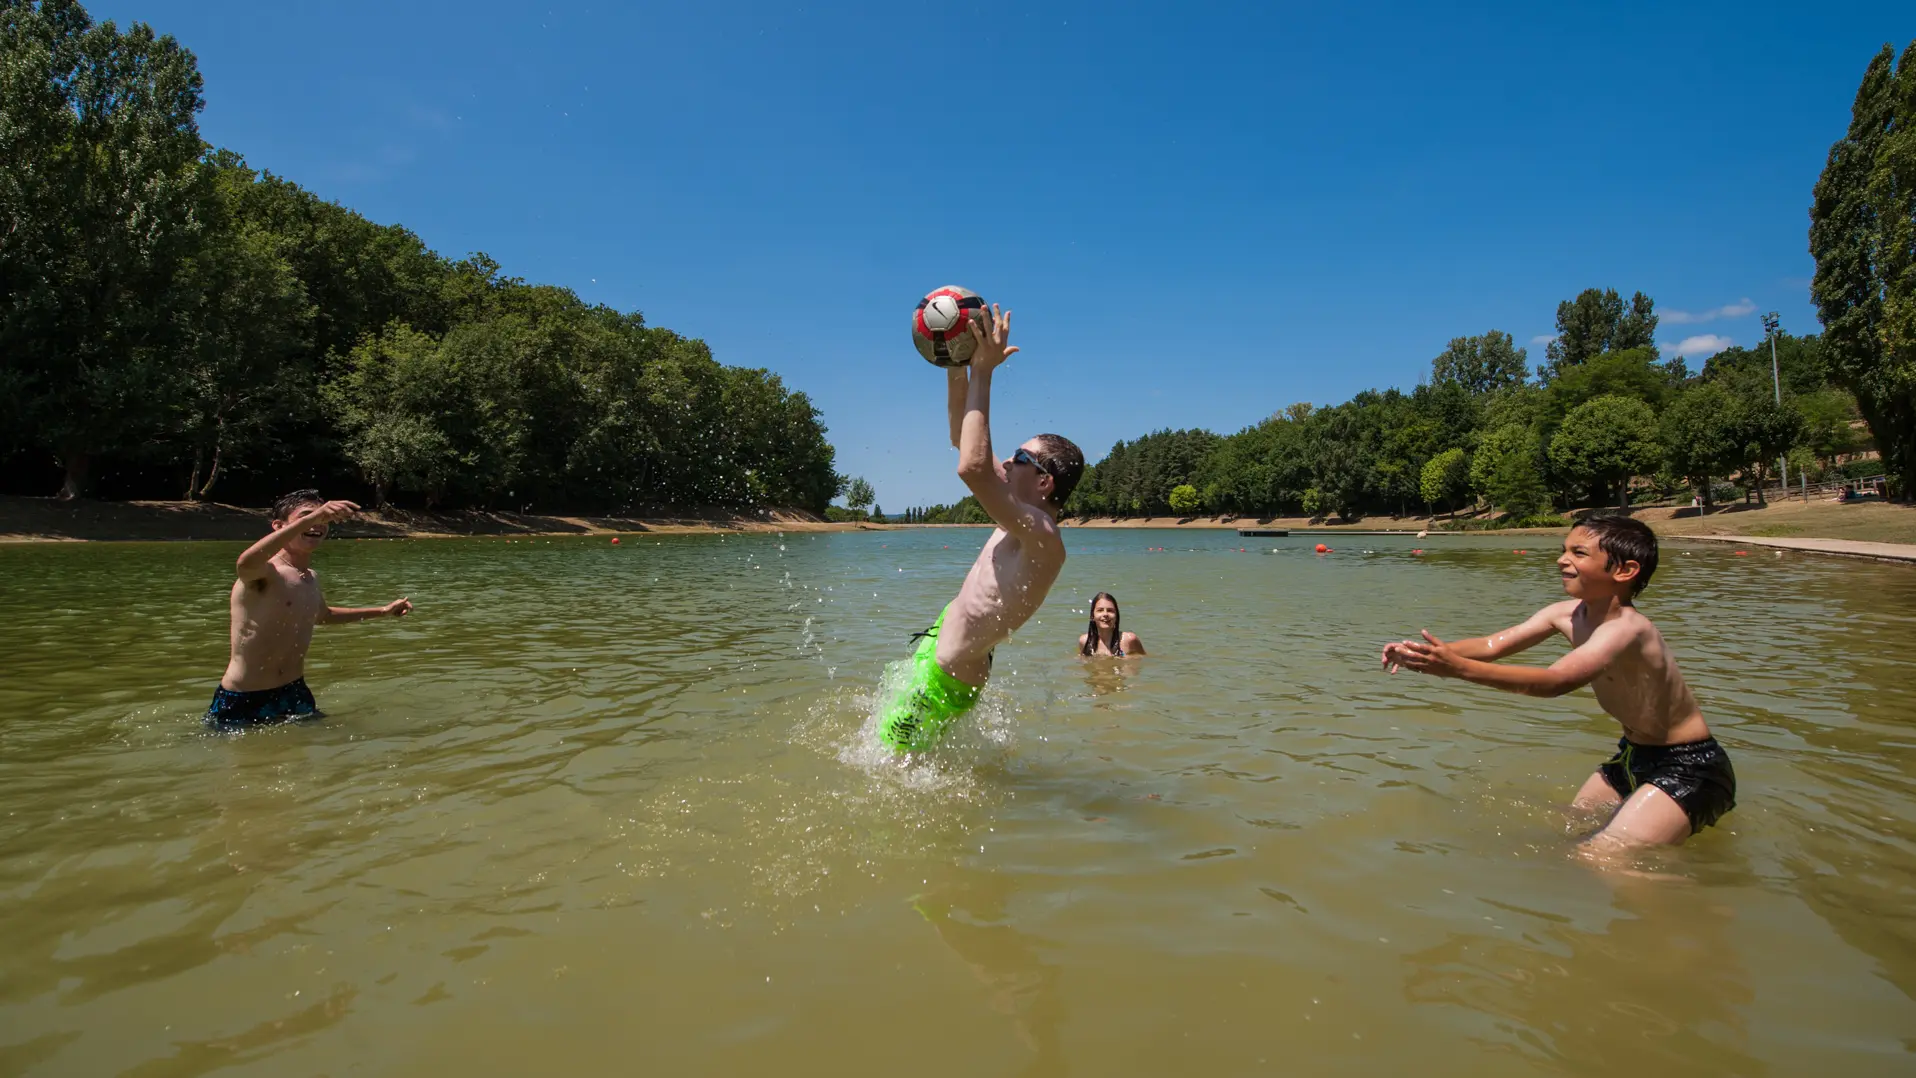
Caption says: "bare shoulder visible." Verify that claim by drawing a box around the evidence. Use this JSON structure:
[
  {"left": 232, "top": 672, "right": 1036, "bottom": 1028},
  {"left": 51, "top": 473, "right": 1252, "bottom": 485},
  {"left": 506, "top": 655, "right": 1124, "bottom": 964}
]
[
  {"left": 1540, "top": 598, "right": 1580, "bottom": 632},
  {"left": 1121, "top": 631, "right": 1141, "bottom": 647}
]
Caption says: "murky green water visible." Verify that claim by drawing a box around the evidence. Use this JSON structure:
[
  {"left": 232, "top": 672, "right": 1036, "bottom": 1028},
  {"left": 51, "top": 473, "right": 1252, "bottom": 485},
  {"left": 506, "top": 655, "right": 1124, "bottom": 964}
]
[{"left": 1, "top": 528, "right": 1913, "bottom": 1076}]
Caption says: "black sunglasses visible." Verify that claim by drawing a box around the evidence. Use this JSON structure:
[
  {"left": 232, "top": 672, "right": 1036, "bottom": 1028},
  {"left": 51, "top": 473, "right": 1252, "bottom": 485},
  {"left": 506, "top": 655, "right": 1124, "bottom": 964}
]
[{"left": 1007, "top": 447, "right": 1056, "bottom": 477}]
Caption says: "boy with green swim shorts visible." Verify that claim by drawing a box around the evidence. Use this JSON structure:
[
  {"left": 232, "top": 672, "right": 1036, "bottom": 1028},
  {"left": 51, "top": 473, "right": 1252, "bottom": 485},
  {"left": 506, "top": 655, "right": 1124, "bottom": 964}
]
[{"left": 879, "top": 303, "right": 1084, "bottom": 752}]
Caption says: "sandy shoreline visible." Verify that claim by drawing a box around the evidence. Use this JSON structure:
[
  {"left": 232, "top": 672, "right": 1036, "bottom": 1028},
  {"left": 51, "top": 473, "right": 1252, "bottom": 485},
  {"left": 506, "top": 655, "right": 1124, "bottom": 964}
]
[
  {"left": 4, "top": 495, "right": 1911, "bottom": 550},
  {"left": 1060, "top": 499, "right": 1916, "bottom": 546},
  {"left": 0, "top": 496, "right": 864, "bottom": 543}
]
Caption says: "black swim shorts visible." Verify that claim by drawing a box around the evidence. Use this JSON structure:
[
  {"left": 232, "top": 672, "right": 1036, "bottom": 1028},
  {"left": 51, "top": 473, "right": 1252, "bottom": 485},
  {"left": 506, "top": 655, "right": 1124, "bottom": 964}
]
[
  {"left": 203, "top": 678, "right": 318, "bottom": 730},
  {"left": 1599, "top": 735, "right": 1737, "bottom": 833}
]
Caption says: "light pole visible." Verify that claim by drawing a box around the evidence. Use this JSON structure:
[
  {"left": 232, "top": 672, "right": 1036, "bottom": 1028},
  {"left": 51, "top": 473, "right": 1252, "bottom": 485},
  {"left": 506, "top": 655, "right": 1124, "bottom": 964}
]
[{"left": 1763, "top": 311, "right": 1785, "bottom": 490}]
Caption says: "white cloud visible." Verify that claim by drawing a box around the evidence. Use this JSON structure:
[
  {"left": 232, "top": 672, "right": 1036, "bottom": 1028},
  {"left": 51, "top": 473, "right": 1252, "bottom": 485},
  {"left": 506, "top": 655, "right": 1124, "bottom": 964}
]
[
  {"left": 1529, "top": 334, "right": 1558, "bottom": 347},
  {"left": 1664, "top": 298, "right": 1756, "bottom": 325},
  {"left": 1668, "top": 334, "right": 1734, "bottom": 358}
]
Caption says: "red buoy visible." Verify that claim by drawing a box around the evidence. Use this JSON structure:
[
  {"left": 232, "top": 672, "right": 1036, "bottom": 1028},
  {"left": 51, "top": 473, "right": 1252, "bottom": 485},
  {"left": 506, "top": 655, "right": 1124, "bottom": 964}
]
[
  {"left": 1315, "top": 543, "right": 1329, "bottom": 554},
  {"left": 611, "top": 537, "right": 621, "bottom": 545}
]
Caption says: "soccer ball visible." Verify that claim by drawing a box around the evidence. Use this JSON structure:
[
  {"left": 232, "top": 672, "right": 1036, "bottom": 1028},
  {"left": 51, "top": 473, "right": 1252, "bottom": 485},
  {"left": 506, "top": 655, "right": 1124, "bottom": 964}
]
[{"left": 912, "top": 285, "right": 987, "bottom": 367}]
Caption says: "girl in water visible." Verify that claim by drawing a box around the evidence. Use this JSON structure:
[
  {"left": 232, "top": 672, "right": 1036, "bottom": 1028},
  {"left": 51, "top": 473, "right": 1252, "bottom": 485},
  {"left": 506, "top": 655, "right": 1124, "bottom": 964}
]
[{"left": 1078, "top": 592, "right": 1146, "bottom": 657}]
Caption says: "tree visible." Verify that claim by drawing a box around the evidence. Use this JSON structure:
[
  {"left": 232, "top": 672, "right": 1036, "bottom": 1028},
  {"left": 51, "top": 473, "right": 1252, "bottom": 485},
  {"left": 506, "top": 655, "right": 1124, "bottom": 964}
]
[
  {"left": 2, "top": 0, "right": 211, "bottom": 497},
  {"left": 1810, "top": 40, "right": 1916, "bottom": 498},
  {"left": 871, "top": 503, "right": 884, "bottom": 522},
  {"left": 1660, "top": 383, "right": 1740, "bottom": 507},
  {"left": 845, "top": 476, "right": 874, "bottom": 511},
  {"left": 1418, "top": 447, "right": 1468, "bottom": 514},
  {"left": 1471, "top": 424, "right": 1551, "bottom": 518},
  {"left": 1542, "top": 289, "right": 1658, "bottom": 379},
  {"left": 1432, "top": 331, "right": 1528, "bottom": 395},
  {"left": 1729, "top": 394, "right": 1807, "bottom": 506},
  {"left": 1795, "top": 388, "right": 1869, "bottom": 470},
  {"left": 1168, "top": 484, "right": 1200, "bottom": 514},
  {"left": 1548, "top": 395, "right": 1663, "bottom": 508}
]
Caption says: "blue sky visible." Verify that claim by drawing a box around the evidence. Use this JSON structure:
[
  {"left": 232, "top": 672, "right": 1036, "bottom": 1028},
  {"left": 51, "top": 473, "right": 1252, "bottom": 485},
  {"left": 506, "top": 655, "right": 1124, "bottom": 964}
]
[{"left": 100, "top": 1, "right": 1912, "bottom": 510}]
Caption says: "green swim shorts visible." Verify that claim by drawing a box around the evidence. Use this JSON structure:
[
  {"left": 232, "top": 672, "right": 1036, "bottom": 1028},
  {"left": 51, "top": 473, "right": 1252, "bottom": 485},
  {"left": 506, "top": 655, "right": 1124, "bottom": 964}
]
[{"left": 879, "top": 606, "right": 983, "bottom": 752}]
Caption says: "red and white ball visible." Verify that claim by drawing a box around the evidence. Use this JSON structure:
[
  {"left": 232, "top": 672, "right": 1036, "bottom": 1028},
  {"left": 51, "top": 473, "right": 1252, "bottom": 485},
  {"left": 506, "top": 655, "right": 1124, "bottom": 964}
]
[{"left": 912, "top": 285, "right": 987, "bottom": 367}]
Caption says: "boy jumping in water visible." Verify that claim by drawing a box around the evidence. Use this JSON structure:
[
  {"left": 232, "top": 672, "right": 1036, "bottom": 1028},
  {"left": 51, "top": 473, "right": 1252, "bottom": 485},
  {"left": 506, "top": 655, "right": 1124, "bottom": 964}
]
[
  {"left": 204, "top": 490, "right": 413, "bottom": 730},
  {"left": 1381, "top": 514, "right": 1734, "bottom": 850},
  {"left": 878, "top": 305, "right": 1085, "bottom": 752}
]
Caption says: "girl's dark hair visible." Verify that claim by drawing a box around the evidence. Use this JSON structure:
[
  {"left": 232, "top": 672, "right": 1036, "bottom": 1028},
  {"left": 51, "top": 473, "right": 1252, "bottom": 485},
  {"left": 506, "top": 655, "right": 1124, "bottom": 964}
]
[
  {"left": 1576, "top": 511, "right": 1658, "bottom": 595},
  {"left": 1082, "top": 592, "right": 1121, "bottom": 656}
]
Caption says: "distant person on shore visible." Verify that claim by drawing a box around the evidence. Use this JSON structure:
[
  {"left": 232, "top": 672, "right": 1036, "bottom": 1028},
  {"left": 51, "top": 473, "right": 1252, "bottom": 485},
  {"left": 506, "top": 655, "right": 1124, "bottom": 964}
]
[
  {"left": 877, "top": 306, "right": 1085, "bottom": 752},
  {"left": 1380, "top": 513, "right": 1734, "bottom": 853},
  {"left": 1079, "top": 592, "right": 1146, "bottom": 657},
  {"left": 203, "top": 491, "right": 412, "bottom": 730}
]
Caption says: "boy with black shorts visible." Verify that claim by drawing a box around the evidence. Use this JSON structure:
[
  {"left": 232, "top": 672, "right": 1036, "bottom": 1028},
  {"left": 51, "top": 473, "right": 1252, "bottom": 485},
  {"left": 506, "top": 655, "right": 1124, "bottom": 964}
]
[
  {"left": 1382, "top": 513, "right": 1734, "bottom": 851},
  {"left": 203, "top": 491, "right": 413, "bottom": 729}
]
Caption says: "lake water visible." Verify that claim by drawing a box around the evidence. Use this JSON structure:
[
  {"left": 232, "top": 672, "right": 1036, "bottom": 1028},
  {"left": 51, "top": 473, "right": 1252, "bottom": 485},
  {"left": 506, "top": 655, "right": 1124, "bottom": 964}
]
[{"left": 1, "top": 528, "right": 1913, "bottom": 1076}]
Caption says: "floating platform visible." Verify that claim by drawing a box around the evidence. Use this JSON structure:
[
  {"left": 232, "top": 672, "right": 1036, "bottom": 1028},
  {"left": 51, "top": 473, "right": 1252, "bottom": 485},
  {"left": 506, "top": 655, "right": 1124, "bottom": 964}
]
[{"left": 1236, "top": 528, "right": 1290, "bottom": 537}]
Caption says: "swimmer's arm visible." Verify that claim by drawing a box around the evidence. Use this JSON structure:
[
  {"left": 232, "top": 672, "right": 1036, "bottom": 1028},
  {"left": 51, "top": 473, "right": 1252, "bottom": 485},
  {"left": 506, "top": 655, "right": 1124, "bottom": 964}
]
[
  {"left": 1123, "top": 632, "right": 1146, "bottom": 656},
  {"left": 956, "top": 308, "right": 1052, "bottom": 539},
  {"left": 947, "top": 367, "right": 967, "bottom": 449},
  {"left": 1445, "top": 603, "right": 1570, "bottom": 661},
  {"left": 235, "top": 500, "right": 359, "bottom": 581},
  {"left": 319, "top": 598, "right": 413, "bottom": 625},
  {"left": 1393, "top": 619, "right": 1635, "bottom": 698}
]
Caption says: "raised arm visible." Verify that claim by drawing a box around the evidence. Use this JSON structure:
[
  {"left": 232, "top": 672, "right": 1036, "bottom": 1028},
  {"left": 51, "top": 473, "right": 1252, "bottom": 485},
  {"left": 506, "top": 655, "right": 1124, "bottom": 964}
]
[
  {"left": 235, "top": 500, "right": 359, "bottom": 581},
  {"left": 947, "top": 367, "right": 968, "bottom": 449},
  {"left": 955, "top": 307, "right": 1051, "bottom": 538}
]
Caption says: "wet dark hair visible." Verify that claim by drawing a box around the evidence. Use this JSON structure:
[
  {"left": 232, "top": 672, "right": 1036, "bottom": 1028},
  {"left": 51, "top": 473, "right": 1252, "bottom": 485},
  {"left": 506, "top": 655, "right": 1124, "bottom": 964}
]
[
  {"left": 272, "top": 489, "right": 324, "bottom": 522},
  {"left": 1082, "top": 592, "right": 1122, "bottom": 656},
  {"left": 1029, "top": 433, "right": 1084, "bottom": 509},
  {"left": 1574, "top": 511, "right": 1658, "bottom": 596}
]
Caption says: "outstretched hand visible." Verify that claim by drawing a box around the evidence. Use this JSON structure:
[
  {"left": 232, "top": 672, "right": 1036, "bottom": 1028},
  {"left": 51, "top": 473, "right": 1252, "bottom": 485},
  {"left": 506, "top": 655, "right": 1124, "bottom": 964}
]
[
  {"left": 966, "top": 303, "right": 1019, "bottom": 372},
  {"left": 1381, "top": 630, "right": 1460, "bottom": 677},
  {"left": 384, "top": 597, "right": 413, "bottom": 618},
  {"left": 306, "top": 500, "right": 361, "bottom": 527}
]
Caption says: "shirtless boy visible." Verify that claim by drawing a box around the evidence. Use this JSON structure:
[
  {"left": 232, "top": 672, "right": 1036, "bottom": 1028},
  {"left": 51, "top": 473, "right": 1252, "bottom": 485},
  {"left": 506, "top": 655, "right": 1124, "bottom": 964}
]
[
  {"left": 1381, "top": 514, "right": 1734, "bottom": 849},
  {"left": 878, "top": 305, "right": 1085, "bottom": 752},
  {"left": 203, "top": 490, "right": 413, "bottom": 729}
]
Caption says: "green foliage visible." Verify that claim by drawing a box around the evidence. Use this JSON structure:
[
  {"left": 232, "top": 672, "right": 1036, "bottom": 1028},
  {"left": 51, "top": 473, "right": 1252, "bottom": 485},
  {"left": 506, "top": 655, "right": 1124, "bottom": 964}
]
[
  {"left": 844, "top": 477, "right": 874, "bottom": 511},
  {"left": 915, "top": 496, "right": 990, "bottom": 524},
  {"left": 2, "top": 0, "right": 210, "bottom": 496},
  {"left": 1069, "top": 428, "right": 1221, "bottom": 516},
  {"left": 1471, "top": 424, "right": 1552, "bottom": 518},
  {"left": 1549, "top": 396, "right": 1663, "bottom": 508},
  {"left": 1418, "top": 447, "right": 1469, "bottom": 511},
  {"left": 1542, "top": 289, "right": 1658, "bottom": 379},
  {"left": 1810, "top": 40, "right": 1916, "bottom": 498},
  {"left": 0, "top": 3, "right": 841, "bottom": 513},
  {"left": 1795, "top": 388, "right": 1870, "bottom": 465},
  {"left": 1432, "top": 331, "right": 1528, "bottom": 395},
  {"left": 1167, "top": 484, "right": 1201, "bottom": 514},
  {"left": 1659, "top": 383, "right": 1740, "bottom": 507},
  {"left": 1729, "top": 395, "right": 1808, "bottom": 506}
]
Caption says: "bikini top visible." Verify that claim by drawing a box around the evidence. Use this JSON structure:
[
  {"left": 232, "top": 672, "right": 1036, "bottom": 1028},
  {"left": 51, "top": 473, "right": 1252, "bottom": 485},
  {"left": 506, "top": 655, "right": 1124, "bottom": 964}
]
[{"left": 1090, "top": 633, "right": 1124, "bottom": 658}]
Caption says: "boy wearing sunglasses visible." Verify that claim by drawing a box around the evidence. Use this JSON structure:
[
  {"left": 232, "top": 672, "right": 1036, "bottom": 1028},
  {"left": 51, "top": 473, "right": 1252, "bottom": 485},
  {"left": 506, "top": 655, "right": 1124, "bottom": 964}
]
[{"left": 878, "top": 304, "right": 1085, "bottom": 752}]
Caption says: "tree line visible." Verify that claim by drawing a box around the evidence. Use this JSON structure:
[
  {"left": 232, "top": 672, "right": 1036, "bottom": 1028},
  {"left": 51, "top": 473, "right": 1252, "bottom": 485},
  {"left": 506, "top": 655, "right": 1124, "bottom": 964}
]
[
  {"left": 1067, "top": 298, "right": 1872, "bottom": 523},
  {"left": 1066, "top": 39, "right": 1915, "bottom": 520},
  {"left": 0, "top": 0, "right": 842, "bottom": 513}
]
